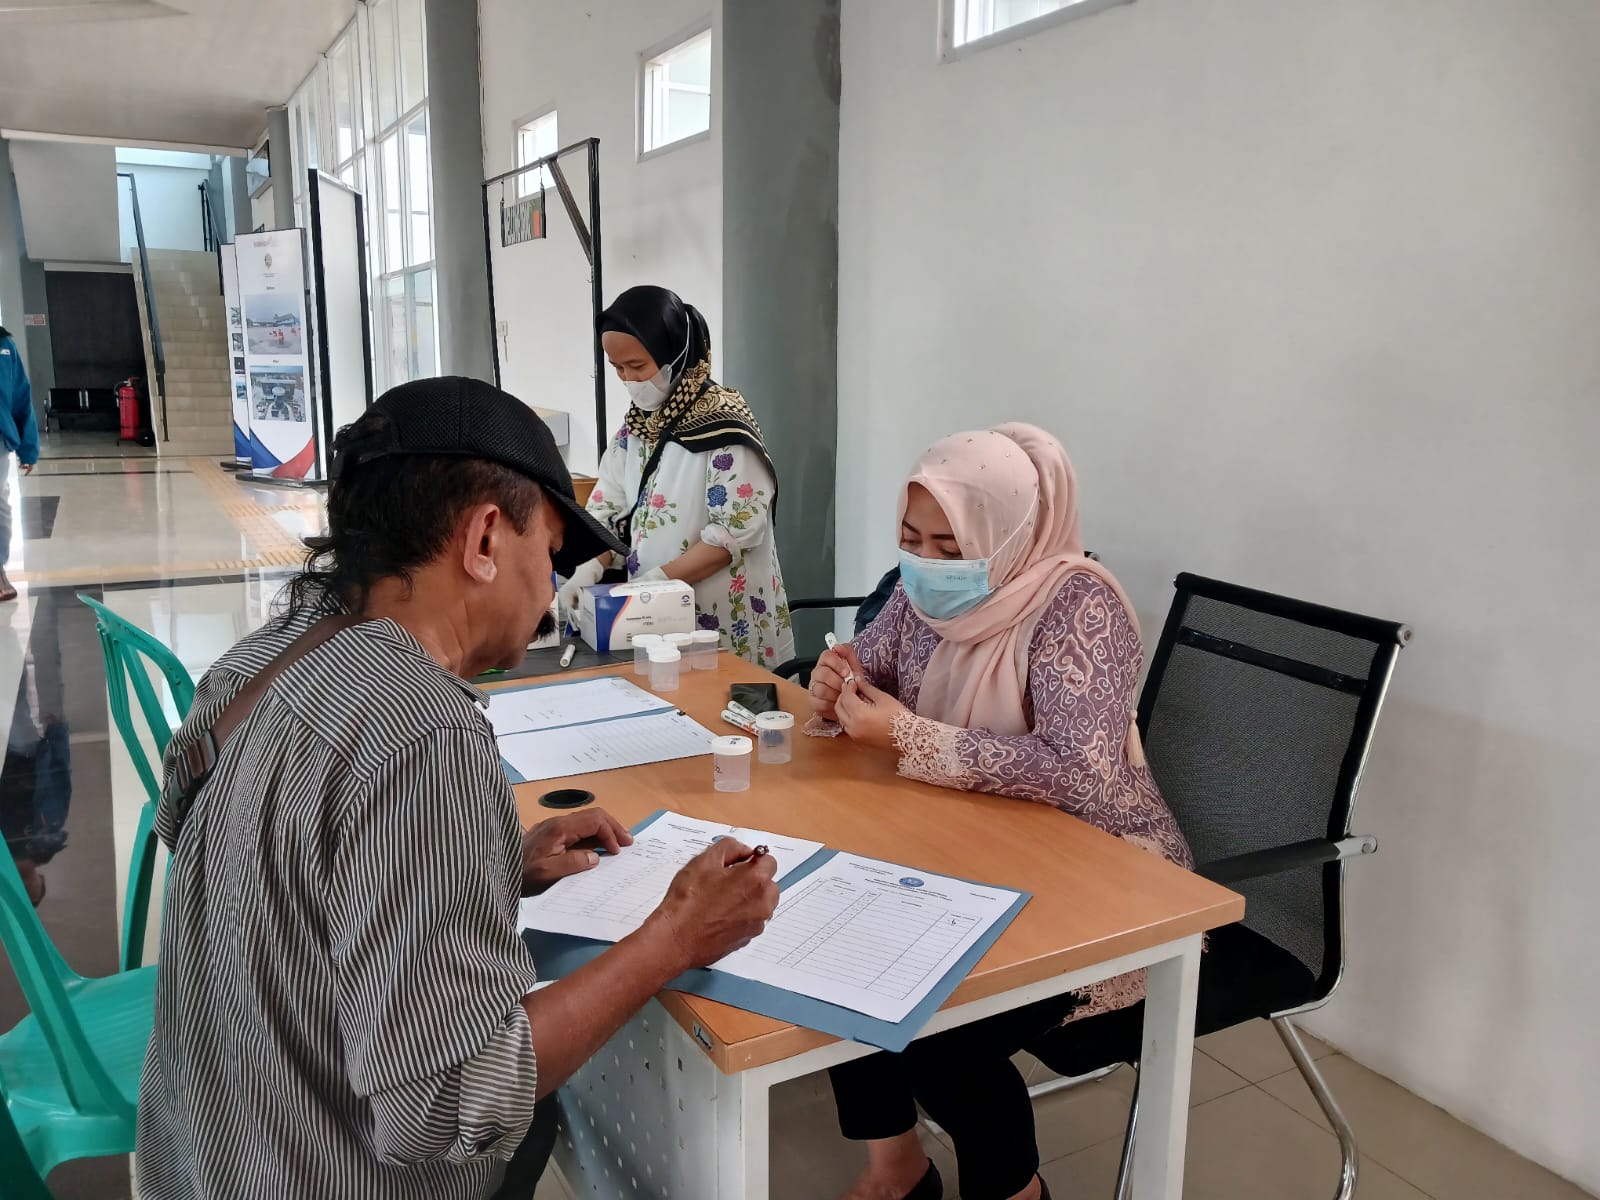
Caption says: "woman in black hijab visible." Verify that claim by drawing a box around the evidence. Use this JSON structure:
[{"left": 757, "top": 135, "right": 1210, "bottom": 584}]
[{"left": 559, "top": 286, "right": 793, "bottom": 665}]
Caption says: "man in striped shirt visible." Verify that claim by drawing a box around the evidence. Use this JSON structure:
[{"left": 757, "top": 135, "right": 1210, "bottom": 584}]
[{"left": 135, "top": 378, "right": 779, "bottom": 1199}]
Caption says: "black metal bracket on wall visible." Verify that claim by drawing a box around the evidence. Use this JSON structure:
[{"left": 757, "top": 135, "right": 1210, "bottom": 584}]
[{"left": 480, "top": 136, "right": 606, "bottom": 465}]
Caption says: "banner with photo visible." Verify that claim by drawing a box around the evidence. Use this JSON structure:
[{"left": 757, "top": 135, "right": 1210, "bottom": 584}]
[
  {"left": 236, "top": 230, "right": 318, "bottom": 481},
  {"left": 219, "top": 244, "right": 251, "bottom": 468}
]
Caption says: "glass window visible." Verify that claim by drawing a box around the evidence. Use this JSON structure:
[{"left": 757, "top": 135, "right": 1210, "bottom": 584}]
[
  {"left": 408, "top": 268, "right": 436, "bottom": 378},
  {"left": 379, "top": 132, "right": 403, "bottom": 273},
  {"left": 948, "top": 0, "right": 1123, "bottom": 51},
  {"left": 398, "top": 0, "right": 427, "bottom": 114},
  {"left": 370, "top": 0, "right": 399, "bottom": 130},
  {"left": 641, "top": 29, "right": 712, "bottom": 155},
  {"left": 330, "top": 40, "right": 356, "bottom": 164},
  {"left": 383, "top": 275, "right": 408, "bottom": 388},
  {"left": 405, "top": 112, "right": 432, "bottom": 266},
  {"left": 515, "top": 109, "right": 558, "bottom": 198}
]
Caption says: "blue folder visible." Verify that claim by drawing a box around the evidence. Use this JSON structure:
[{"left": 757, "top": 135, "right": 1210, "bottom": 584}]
[{"left": 521, "top": 810, "right": 1031, "bottom": 1053}]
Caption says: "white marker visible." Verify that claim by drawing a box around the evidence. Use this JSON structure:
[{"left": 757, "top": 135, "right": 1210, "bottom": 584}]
[
  {"left": 559, "top": 643, "right": 576, "bottom": 669},
  {"left": 721, "top": 709, "right": 758, "bottom": 733},
  {"left": 824, "top": 632, "right": 856, "bottom": 685}
]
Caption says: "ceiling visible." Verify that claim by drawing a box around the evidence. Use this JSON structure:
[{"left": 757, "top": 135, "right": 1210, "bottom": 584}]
[{"left": 0, "top": 0, "right": 358, "bottom": 149}]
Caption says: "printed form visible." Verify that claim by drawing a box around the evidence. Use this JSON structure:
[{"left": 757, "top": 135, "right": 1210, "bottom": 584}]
[
  {"left": 485, "top": 677, "right": 716, "bottom": 783},
  {"left": 519, "top": 812, "right": 826, "bottom": 943},
  {"left": 716, "top": 853, "right": 1019, "bottom": 1024}
]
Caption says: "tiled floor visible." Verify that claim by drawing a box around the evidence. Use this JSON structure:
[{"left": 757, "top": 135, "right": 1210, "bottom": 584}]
[{"left": 1, "top": 460, "right": 1588, "bottom": 1200}]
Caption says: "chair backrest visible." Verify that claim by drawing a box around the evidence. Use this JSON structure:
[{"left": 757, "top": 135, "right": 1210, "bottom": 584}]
[
  {"left": 0, "top": 843, "right": 133, "bottom": 1125},
  {"left": 1137, "top": 573, "right": 1408, "bottom": 1002},
  {"left": 76, "top": 594, "right": 194, "bottom": 971}
]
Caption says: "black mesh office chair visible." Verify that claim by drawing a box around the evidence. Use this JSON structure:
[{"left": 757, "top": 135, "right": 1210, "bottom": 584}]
[{"left": 1026, "top": 573, "right": 1410, "bottom": 1200}]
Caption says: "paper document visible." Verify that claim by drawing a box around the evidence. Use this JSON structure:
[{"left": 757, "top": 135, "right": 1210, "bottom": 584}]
[
  {"left": 486, "top": 676, "right": 669, "bottom": 739},
  {"left": 498, "top": 709, "right": 715, "bottom": 784},
  {"left": 715, "top": 853, "right": 1019, "bottom": 1024},
  {"left": 519, "top": 811, "right": 825, "bottom": 943}
]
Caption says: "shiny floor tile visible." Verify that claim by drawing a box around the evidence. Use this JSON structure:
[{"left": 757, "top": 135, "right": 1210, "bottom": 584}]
[
  {"left": 1260, "top": 1055, "right": 1593, "bottom": 1200},
  {"left": 1043, "top": 1085, "right": 1430, "bottom": 1200}
]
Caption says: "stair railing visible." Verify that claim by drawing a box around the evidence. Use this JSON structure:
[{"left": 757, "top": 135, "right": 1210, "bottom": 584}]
[{"left": 118, "top": 171, "right": 166, "bottom": 442}]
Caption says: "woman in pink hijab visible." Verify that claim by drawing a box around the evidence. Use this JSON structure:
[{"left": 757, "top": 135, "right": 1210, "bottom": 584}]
[{"left": 811, "top": 424, "right": 1191, "bottom": 1200}]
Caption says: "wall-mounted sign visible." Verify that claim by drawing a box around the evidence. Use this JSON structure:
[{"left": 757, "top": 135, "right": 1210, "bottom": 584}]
[{"left": 23, "top": 314, "right": 45, "bottom": 326}]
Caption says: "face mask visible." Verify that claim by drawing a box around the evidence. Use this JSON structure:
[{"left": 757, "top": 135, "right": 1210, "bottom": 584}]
[
  {"left": 898, "top": 492, "right": 1038, "bottom": 621},
  {"left": 624, "top": 368, "right": 671, "bottom": 411},
  {"left": 899, "top": 550, "right": 992, "bottom": 620},
  {"left": 622, "top": 322, "right": 693, "bottom": 413}
]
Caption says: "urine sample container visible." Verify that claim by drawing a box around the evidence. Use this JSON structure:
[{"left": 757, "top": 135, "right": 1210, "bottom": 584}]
[
  {"left": 755, "top": 711, "right": 795, "bottom": 764},
  {"left": 712, "top": 735, "right": 753, "bottom": 792},
  {"left": 648, "top": 645, "right": 682, "bottom": 693},
  {"left": 689, "top": 629, "right": 721, "bottom": 670},
  {"left": 665, "top": 632, "right": 696, "bottom": 656},
  {"left": 631, "top": 634, "right": 662, "bottom": 676}
]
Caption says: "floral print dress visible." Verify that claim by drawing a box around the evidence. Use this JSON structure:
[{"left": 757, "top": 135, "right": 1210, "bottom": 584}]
[{"left": 587, "top": 425, "right": 795, "bottom": 666}]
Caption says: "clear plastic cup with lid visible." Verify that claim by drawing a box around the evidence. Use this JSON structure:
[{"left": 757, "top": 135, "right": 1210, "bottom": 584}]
[
  {"left": 755, "top": 711, "right": 795, "bottom": 764},
  {"left": 648, "top": 644, "right": 682, "bottom": 693},
  {"left": 712, "top": 735, "right": 753, "bottom": 791},
  {"left": 689, "top": 629, "right": 721, "bottom": 670},
  {"left": 631, "top": 633, "right": 663, "bottom": 676}
]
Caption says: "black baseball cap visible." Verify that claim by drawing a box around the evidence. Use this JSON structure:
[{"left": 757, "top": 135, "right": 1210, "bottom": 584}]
[{"left": 331, "top": 376, "right": 625, "bottom": 576}]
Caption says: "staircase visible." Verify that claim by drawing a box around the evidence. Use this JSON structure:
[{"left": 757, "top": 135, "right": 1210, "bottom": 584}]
[{"left": 130, "top": 248, "right": 232, "bottom": 456}]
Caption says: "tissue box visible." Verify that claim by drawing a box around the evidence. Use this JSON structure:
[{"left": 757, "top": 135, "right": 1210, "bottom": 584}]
[{"left": 578, "top": 579, "right": 697, "bottom": 652}]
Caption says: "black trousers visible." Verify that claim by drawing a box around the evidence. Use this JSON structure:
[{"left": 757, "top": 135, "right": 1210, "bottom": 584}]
[
  {"left": 491, "top": 1095, "right": 561, "bottom": 1200},
  {"left": 829, "top": 993, "right": 1079, "bottom": 1200}
]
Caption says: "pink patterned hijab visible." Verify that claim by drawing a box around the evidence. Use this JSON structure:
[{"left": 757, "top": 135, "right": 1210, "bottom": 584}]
[{"left": 901, "top": 423, "right": 1144, "bottom": 743}]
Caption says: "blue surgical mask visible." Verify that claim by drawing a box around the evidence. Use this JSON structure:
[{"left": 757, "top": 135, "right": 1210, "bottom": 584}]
[{"left": 898, "top": 550, "right": 993, "bottom": 620}]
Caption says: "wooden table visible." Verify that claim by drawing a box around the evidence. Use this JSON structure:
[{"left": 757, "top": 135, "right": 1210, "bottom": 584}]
[{"left": 500, "top": 654, "right": 1242, "bottom": 1200}]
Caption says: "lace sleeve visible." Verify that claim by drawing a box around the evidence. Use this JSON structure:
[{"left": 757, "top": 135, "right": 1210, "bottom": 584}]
[{"left": 852, "top": 583, "right": 909, "bottom": 699}]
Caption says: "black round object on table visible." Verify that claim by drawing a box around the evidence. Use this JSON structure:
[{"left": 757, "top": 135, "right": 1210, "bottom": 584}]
[{"left": 538, "top": 788, "right": 595, "bottom": 810}]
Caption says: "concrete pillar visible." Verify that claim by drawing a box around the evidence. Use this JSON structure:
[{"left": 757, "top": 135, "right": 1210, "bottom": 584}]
[
  {"left": 721, "top": 0, "right": 842, "bottom": 614},
  {"left": 423, "top": 0, "right": 495, "bottom": 381},
  {"left": 267, "top": 106, "right": 296, "bottom": 230},
  {"left": 227, "top": 155, "right": 253, "bottom": 238},
  {"left": 0, "top": 139, "right": 27, "bottom": 364}
]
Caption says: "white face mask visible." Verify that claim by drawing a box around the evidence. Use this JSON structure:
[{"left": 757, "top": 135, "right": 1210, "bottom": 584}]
[{"left": 624, "top": 368, "right": 672, "bottom": 411}]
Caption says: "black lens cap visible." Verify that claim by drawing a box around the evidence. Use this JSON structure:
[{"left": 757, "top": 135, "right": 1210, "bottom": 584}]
[{"left": 538, "top": 788, "right": 595, "bottom": 810}]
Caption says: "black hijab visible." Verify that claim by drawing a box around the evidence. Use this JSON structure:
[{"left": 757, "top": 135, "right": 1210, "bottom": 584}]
[
  {"left": 595, "top": 285, "right": 777, "bottom": 541},
  {"left": 597, "top": 285, "right": 709, "bottom": 392}
]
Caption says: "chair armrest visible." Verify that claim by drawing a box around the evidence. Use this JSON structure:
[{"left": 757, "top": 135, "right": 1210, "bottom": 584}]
[
  {"left": 1198, "top": 835, "right": 1377, "bottom": 885},
  {"left": 772, "top": 655, "right": 819, "bottom": 682}
]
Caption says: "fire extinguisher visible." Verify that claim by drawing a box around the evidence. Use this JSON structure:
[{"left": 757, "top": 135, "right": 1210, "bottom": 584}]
[{"left": 117, "top": 379, "right": 140, "bottom": 443}]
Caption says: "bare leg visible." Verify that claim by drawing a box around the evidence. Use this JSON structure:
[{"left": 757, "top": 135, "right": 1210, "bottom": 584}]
[{"left": 841, "top": 1131, "right": 929, "bottom": 1200}]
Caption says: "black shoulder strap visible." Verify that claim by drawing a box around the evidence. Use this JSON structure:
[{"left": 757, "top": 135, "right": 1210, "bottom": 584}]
[
  {"left": 163, "top": 616, "right": 359, "bottom": 820},
  {"left": 615, "top": 379, "right": 712, "bottom": 548}
]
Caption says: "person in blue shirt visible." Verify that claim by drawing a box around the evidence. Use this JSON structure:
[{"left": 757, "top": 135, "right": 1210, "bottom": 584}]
[{"left": 0, "top": 325, "right": 38, "bottom": 602}]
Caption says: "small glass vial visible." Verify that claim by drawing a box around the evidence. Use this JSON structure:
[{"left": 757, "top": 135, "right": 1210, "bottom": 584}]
[
  {"left": 689, "top": 629, "right": 721, "bottom": 670},
  {"left": 631, "top": 633, "right": 662, "bottom": 676},
  {"left": 712, "top": 735, "right": 753, "bottom": 792},
  {"left": 648, "top": 644, "right": 681, "bottom": 693},
  {"left": 755, "top": 711, "right": 795, "bottom": 764}
]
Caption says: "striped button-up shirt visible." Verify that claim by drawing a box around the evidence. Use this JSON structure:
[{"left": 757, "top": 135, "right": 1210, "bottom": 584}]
[{"left": 135, "top": 608, "right": 540, "bottom": 1199}]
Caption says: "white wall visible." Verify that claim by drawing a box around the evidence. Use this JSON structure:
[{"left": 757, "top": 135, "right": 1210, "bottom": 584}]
[
  {"left": 839, "top": 0, "right": 1600, "bottom": 1190},
  {"left": 115, "top": 155, "right": 212, "bottom": 255},
  {"left": 9, "top": 139, "right": 121, "bottom": 263},
  {"left": 479, "top": 0, "right": 723, "bottom": 473}
]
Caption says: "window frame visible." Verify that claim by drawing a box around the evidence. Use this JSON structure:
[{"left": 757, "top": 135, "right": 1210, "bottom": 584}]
[
  {"left": 513, "top": 105, "right": 560, "bottom": 199},
  {"left": 636, "top": 20, "right": 714, "bottom": 162},
  {"left": 938, "top": 0, "right": 1133, "bottom": 61}
]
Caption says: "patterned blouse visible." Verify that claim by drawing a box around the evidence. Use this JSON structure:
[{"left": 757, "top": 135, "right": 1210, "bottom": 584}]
[
  {"left": 855, "top": 574, "right": 1194, "bottom": 1018},
  {"left": 587, "top": 426, "right": 794, "bottom": 667}
]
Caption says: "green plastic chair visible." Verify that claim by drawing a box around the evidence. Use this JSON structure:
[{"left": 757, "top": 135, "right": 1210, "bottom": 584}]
[
  {"left": 0, "top": 835, "right": 158, "bottom": 1191},
  {"left": 76, "top": 594, "right": 196, "bottom": 973}
]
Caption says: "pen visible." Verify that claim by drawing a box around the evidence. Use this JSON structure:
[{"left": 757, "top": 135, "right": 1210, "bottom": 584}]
[
  {"left": 824, "top": 632, "right": 856, "bottom": 685},
  {"left": 728, "top": 845, "right": 768, "bottom": 867},
  {"left": 559, "top": 643, "right": 576, "bottom": 669},
  {"left": 727, "top": 700, "right": 760, "bottom": 724}
]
